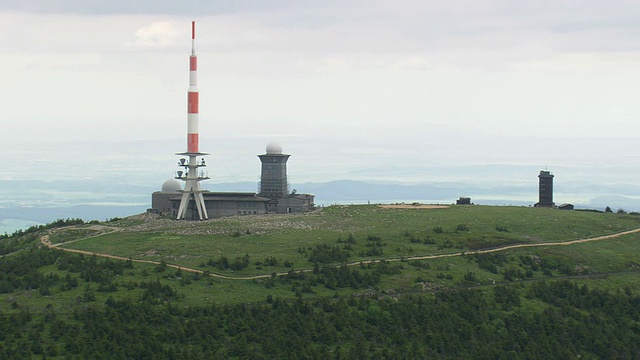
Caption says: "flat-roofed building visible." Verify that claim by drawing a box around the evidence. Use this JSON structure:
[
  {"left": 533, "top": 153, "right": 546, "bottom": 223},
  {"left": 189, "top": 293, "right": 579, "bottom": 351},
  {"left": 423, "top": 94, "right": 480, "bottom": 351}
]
[{"left": 150, "top": 143, "right": 315, "bottom": 219}]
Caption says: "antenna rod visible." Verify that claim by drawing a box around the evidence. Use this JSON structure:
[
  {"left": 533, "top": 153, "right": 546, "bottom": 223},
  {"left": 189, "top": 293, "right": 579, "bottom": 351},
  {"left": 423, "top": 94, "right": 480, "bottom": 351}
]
[
  {"left": 187, "top": 21, "right": 198, "bottom": 153},
  {"left": 191, "top": 20, "right": 196, "bottom": 55}
]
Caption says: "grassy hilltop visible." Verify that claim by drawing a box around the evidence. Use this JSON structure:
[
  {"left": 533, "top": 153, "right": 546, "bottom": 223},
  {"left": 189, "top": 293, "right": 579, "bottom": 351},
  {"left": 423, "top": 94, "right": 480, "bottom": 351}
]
[
  {"left": 35, "top": 204, "right": 640, "bottom": 305},
  {"left": 2, "top": 204, "right": 640, "bottom": 358}
]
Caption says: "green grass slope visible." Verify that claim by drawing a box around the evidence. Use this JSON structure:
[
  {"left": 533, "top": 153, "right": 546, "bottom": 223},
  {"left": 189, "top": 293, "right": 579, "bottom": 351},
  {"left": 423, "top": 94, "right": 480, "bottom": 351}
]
[
  {"left": 2, "top": 205, "right": 640, "bottom": 358},
  {"left": 57, "top": 205, "right": 640, "bottom": 274},
  {"left": 8, "top": 205, "right": 629, "bottom": 305}
]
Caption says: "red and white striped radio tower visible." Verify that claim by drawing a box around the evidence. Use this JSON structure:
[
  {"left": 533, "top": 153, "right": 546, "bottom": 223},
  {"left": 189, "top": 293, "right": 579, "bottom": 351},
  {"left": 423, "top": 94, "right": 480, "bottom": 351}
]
[{"left": 175, "top": 21, "right": 209, "bottom": 220}]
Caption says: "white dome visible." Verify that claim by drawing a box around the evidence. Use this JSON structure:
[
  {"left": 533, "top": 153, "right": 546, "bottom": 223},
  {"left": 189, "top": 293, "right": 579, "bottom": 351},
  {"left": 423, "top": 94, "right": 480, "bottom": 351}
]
[
  {"left": 266, "top": 142, "right": 283, "bottom": 154},
  {"left": 161, "top": 179, "right": 182, "bottom": 193}
]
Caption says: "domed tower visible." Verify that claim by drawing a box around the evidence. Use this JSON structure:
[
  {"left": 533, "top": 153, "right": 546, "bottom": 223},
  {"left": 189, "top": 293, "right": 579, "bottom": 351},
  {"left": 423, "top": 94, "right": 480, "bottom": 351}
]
[{"left": 258, "top": 143, "right": 290, "bottom": 199}]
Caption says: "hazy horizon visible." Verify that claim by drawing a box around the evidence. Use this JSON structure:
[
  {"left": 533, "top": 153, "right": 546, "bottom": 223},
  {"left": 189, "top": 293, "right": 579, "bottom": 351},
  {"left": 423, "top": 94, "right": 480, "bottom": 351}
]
[{"left": 0, "top": 1, "right": 638, "bottom": 232}]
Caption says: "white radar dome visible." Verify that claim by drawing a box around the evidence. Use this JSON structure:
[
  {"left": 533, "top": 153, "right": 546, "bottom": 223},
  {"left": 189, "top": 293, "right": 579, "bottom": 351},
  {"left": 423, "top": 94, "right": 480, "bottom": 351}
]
[
  {"left": 161, "top": 179, "right": 182, "bottom": 193},
  {"left": 266, "top": 142, "right": 283, "bottom": 154}
]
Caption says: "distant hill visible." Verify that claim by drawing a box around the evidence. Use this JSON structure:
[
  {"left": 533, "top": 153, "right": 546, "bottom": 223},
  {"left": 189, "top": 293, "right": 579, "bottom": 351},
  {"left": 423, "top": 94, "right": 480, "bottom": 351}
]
[
  {"left": 206, "top": 179, "right": 528, "bottom": 204},
  {"left": 2, "top": 178, "right": 640, "bottom": 234}
]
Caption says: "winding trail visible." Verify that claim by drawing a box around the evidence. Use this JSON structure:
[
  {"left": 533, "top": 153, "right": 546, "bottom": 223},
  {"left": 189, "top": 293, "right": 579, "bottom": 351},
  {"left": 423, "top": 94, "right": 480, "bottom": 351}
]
[{"left": 40, "top": 226, "right": 640, "bottom": 281}]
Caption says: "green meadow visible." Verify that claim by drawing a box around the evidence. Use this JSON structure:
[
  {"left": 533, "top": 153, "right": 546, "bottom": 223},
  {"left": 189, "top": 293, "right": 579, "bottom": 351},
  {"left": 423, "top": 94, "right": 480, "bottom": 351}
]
[
  {"left": 4, "top": 204, "right": 639, "bottom": 310},
  {"left": 56, "top": 205, "right": 640, "bottom": 274},
  {"left": 35, "top": 206, "right": 640, "bottom": 303}
]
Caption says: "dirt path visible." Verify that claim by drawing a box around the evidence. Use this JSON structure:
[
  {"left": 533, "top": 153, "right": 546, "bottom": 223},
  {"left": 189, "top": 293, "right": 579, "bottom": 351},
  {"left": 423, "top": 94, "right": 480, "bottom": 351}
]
[
  {"left": 40, "top": 227, "right": 640, "bottom": 281},
  {"left": 401, "top": 227, "right": 640, "bottom": 262},
  {"left": 40, "top": 234, "right": 273, "bottom": 280}
]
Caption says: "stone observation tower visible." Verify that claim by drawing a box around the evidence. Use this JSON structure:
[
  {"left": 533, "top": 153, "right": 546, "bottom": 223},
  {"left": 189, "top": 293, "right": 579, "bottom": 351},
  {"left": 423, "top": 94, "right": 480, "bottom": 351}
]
[
  {"left": 534, "top": 170, "right": 554, "bottom": 208},
  {"left": 258, "top": 143, "right": 290, "bottom": 199}
]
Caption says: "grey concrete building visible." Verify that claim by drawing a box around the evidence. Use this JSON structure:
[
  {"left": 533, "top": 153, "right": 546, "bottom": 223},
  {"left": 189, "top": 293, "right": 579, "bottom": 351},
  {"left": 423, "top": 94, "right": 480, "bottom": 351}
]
[
  {"left": 258, "top": 143, "right": 315, "bottom": 214},
  {"left": 150, "top": 180, "right": 271, "bottom": 220},
  {"left": 150, "top": 143, "right": 315, "bottom": 219}
]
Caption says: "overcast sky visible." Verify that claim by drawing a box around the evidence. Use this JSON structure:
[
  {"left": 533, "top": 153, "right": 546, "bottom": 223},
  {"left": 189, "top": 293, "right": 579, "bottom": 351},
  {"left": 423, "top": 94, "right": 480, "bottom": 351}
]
[{"left": 0, "top": 0, "right": 639, "bottom": 187}]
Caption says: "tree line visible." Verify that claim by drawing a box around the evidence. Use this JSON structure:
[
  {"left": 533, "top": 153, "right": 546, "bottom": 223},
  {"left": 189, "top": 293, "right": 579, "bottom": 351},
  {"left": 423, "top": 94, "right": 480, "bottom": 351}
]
[{"left": 1, "top": 279, "right": 639, "bottom": 359}]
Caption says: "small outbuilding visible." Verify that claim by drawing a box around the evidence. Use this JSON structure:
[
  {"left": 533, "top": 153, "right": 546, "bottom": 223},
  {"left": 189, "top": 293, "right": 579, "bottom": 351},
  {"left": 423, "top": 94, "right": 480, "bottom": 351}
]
[
  {"left": 558, "top": 203, "right": 574, "bottom": 210},
  {"left": 456, "top": 197, "right": 471, "bottom": 205}
]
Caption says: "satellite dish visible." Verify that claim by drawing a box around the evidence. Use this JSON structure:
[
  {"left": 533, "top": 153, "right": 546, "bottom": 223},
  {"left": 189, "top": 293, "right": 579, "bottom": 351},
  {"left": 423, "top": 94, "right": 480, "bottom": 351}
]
[
  {"left": 177, "top": 170, "right": 183, "bottom": 178},
  {"left": 180, "top": 158, "right": 186, "bottom": 165}
]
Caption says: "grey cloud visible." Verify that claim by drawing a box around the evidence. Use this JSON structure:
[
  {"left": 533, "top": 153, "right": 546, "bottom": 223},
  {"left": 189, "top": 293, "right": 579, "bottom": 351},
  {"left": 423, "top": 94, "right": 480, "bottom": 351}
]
[{"left": 0, "top": 0, "right": 291, "bottom": 15}]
